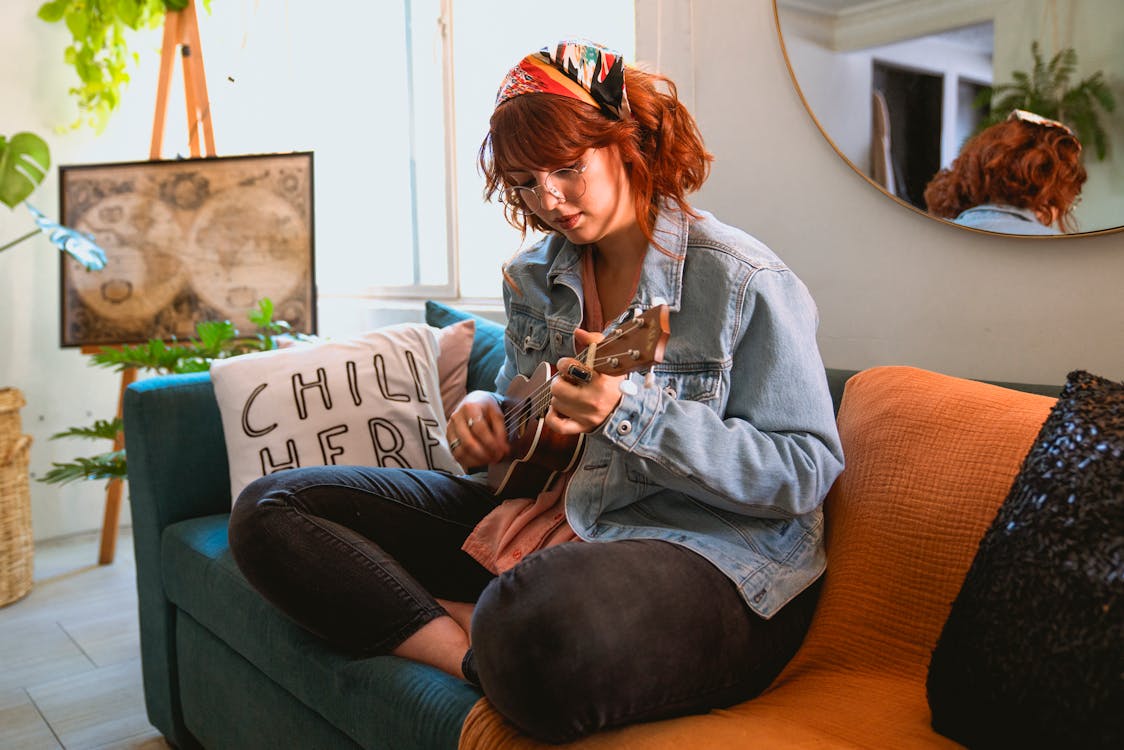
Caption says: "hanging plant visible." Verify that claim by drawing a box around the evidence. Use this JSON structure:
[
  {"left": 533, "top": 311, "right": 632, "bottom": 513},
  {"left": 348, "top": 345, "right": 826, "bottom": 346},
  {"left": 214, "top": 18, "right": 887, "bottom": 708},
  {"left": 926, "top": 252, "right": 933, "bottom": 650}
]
[
  {"left": 36, "top": 0, "right": 208, "bottom": 132},
  {"left": 974, "top": 41, "right": 1116, "bottom": 161}
]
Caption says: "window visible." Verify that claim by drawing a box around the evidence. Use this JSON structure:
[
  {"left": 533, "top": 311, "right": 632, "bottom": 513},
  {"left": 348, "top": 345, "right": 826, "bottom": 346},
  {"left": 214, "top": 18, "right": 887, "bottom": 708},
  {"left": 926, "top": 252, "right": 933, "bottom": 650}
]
[
  {"left": 449, "top": 2, "right": 635, "bottom": 299},
  {"left": 187, "top": 1, "right": 634, "bottom": 305}
]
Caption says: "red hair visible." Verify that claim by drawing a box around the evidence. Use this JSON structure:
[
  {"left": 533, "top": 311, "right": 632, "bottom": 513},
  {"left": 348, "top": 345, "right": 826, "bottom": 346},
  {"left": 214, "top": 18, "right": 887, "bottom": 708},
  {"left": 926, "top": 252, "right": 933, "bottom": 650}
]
[
  {"left": 478, "top": 66, "right": 713, "bottom": 252},
  {"left": 924, "top": 119, "right": 1086, "bottom": 233}
]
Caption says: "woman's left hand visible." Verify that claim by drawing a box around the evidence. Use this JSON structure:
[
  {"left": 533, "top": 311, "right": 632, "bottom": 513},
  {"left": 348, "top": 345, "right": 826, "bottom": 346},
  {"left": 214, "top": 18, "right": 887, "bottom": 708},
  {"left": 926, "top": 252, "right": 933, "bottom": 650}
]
[{"left": 545, "top": 329, "right": 626, "bottom": 436}]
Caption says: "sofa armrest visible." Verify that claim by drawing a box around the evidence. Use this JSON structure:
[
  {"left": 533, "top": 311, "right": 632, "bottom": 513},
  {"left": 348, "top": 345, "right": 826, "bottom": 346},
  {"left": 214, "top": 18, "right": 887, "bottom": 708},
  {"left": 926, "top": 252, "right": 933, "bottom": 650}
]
[
  {"left": 124, "top": 371, "right": 229, "bottom": 749},
  {"left": 125, "top": 371, "right": 232, "bottom": 528}
]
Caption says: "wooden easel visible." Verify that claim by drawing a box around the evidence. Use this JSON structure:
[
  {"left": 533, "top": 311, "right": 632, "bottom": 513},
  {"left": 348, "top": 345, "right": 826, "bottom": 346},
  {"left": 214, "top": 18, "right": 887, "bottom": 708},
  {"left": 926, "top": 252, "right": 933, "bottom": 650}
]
[{"left": 95, "top": 0, "right": 215, "bottom": 565}]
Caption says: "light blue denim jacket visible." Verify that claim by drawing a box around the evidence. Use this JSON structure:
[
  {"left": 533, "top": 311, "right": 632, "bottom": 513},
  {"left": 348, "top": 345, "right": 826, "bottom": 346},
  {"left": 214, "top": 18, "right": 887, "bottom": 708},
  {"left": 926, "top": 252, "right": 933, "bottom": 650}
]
[
  {"left": 953, "top": 204, "right": 1059, "bottom": 235},
  {"left": 494, "top": 205, "right": 845, "bottom": 618}
]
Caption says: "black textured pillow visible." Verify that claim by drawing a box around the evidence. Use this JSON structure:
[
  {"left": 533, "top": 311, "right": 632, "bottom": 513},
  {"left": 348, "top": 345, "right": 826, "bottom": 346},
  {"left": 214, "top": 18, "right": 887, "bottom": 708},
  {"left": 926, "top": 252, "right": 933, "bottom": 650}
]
[{"left": 927, "top": 370, "right": 1123, "bottom": 748}]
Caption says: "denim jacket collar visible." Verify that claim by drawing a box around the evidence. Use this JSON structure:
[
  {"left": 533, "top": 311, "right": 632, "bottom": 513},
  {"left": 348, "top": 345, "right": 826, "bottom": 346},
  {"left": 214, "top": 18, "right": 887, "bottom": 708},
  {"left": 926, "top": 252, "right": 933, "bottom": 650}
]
[{"left": 545, "top": 204, "right": 689, "bottom": 316}]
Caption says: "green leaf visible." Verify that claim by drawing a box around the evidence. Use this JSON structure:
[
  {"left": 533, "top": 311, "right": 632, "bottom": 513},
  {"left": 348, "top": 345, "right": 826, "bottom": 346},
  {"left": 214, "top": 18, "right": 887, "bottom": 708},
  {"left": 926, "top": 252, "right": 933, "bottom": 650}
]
[
  {"left": 247, "top": 297, "right": 275, "bottom": 328},
  {"left": 194, "top": 319, "right": 237, "bottom": 354},
  {"left": 116, "top": 0, "right": 141, "bottom": 28},
  {"left": 0, "top": 132, "right": 51, "bottom": 209},
  {"left": 37, "top": 0, "right": 70, "bottom": 23},
  {"left": 38, "top": 450, "right": 127, "bottom": 486},
  {"left": 64, "top": 7, "right": 89, "bottom": 39},
  {"left": 49, "top": 418, "right": 122, "bottom": 442}
]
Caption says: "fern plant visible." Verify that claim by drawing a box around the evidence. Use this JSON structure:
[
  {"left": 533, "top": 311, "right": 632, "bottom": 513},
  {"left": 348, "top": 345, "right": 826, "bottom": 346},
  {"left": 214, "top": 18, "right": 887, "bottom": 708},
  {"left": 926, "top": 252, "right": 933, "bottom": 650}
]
[
  {"left": 40, "top": 298, "right": 308, "bottom": 486},
  {"left": 973, "top": 41, "right": 1116, "bottom": 160}
]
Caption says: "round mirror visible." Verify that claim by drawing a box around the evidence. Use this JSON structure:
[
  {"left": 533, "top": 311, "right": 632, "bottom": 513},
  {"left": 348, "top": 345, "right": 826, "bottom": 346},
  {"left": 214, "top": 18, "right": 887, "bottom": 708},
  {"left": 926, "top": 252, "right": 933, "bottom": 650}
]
[{"left": 774, "top": 0, "right": 1124, "bottom": 237}]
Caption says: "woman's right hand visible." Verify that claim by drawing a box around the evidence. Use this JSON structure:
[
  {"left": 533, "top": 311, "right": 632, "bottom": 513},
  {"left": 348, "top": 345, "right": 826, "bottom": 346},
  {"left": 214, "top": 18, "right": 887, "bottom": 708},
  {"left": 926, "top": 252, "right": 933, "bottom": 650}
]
[{"left": 447, "top": 390, "right": 510, "bottom": 469}]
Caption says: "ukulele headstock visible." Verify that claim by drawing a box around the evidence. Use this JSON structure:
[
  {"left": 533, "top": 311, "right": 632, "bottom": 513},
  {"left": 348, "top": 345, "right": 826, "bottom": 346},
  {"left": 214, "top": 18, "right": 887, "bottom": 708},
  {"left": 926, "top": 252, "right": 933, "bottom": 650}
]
[{"left": 590, "top": 304, "right": 670, "bottom": 376}]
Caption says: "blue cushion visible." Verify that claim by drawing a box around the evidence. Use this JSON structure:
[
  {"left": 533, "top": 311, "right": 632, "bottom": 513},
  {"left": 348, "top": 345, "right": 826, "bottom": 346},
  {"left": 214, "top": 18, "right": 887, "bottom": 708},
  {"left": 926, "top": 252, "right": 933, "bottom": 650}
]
[
  {"left": 425, "top": 301, "right": 506, "bottom": 393},
  {"left": 161, "top": 515, "right": 481, "bottom": 750}
]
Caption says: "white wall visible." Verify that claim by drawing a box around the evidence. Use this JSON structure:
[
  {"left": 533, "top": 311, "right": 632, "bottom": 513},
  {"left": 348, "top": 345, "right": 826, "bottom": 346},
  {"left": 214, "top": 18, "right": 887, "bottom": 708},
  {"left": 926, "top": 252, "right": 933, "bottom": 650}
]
[
  {"left": 636, "top": 0, "right": 1123, "bottom": 384},
  {"left": 2, "top": 2, "right": 127, "bottom": 543}
]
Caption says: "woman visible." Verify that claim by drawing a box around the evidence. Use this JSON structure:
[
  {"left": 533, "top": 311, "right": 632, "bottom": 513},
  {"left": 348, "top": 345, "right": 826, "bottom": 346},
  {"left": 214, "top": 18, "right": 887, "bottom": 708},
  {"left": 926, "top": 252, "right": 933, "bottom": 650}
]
[
  {"left": 230, "top": 40, "right": 844, "bottom": 743},
  {"left": 924, "top": 109, "right": 1086, "bottom": 235}
]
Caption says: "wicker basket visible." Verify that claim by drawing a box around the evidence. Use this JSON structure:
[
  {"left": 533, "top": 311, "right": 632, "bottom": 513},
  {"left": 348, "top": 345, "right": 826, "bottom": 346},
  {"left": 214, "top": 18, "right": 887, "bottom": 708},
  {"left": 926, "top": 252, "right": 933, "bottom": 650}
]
[{"left": 1, "top": 388, "right": 34, "bottom": 607}]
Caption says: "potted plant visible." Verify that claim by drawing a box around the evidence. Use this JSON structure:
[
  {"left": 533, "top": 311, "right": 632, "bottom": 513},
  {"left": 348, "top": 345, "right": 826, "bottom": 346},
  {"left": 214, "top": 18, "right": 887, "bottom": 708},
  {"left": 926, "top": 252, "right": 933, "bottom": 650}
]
[
  {"left": 974, "top": 41, "right": 1117, "bottom": 160},
  {"left": 0, "top": 132, "right": 107, "bottom": 268},
  {"left": 40, "top": 298, "right": 308, "bottom": 486}
]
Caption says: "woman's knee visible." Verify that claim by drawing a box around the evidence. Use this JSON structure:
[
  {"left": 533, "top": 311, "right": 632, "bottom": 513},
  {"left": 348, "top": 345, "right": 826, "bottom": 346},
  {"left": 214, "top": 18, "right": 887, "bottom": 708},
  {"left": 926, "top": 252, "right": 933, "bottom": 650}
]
[
  {"left": 228, "top": 471, "right": 300, "bottom": 570},
  {"left": 469, "top": 553, "right": 621, "bottom": 743}
]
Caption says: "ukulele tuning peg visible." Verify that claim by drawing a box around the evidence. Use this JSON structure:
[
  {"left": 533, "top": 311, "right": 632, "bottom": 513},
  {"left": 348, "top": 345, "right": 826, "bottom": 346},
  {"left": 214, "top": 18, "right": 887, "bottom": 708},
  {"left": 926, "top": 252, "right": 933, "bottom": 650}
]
[{"left": 644, "top": 370, "right": 657, "bottom": 389}]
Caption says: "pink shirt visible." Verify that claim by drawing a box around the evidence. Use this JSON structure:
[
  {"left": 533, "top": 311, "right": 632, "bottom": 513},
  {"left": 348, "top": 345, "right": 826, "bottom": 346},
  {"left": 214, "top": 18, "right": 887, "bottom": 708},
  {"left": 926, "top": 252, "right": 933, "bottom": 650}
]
[{"left": 461, "top": 250, "right": 621, "bottom": 574}]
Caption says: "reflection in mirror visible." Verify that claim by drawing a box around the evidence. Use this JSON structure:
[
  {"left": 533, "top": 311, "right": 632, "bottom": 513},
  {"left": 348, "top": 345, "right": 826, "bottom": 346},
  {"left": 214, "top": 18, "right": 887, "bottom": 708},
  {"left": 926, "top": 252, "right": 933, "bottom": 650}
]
[{"left": 775, "top": 0, "right": 1124, "bottom": 236}]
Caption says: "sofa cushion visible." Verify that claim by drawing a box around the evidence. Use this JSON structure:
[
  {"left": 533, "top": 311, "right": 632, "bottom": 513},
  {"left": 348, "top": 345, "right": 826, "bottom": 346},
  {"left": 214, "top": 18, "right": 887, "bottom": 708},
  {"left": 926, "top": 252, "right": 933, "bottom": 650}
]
[
  {"left": 425, "top": 301, "right": 506, "bottom": 394},
  {"left": 160, "top": 514, "right": 481, "bottom": 750},
  {"left": 210, "top": 323, "right": 463, "bottom": 502},
  {"left": 927, "top": 370, "right": 1124, "bottom": 748},
  {"left": 460, "top": 366, "right": 1056, "bottom": 749}
]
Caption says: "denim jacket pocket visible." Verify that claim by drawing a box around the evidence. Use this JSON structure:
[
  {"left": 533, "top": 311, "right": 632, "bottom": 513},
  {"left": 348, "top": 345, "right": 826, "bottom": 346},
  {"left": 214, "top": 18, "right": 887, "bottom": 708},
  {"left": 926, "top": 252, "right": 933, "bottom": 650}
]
[{"left": 505, "top": 311, "right": 551, "bottom": 376}]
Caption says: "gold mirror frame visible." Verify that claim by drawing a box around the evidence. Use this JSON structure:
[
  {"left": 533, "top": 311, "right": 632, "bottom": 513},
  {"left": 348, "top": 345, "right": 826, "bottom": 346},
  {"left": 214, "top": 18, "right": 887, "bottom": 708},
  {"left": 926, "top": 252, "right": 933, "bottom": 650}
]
[{"left": 772, "top": 0, "right": 1124, "bottom": 239}]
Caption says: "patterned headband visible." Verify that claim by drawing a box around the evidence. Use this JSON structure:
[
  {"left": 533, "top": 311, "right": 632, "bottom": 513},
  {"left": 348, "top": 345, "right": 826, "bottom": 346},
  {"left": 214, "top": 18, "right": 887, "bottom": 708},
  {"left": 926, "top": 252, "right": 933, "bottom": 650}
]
[
  {"left": 495, "top": 39, "right": 631, "bottom": 120},
  {"left": 1008, "top": 109, "right": 1079, "bottom": 140}
]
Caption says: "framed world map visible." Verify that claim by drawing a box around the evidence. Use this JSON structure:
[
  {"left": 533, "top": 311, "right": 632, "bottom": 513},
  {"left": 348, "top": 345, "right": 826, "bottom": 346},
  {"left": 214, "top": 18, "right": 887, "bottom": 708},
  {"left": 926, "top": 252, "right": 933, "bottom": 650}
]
[{"left": 58, "top": 152, "right": 316, "bottom": 347}]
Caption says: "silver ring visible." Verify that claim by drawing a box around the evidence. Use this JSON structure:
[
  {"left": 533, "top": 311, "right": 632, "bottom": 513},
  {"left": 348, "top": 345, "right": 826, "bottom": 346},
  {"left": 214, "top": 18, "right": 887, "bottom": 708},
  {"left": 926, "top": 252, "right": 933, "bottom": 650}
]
[
  {"left": 466, "top": 417, "right": 476, "bottom": 429},
  {"left": 449, "top": 438, "right": 462, "bottom": 452}
]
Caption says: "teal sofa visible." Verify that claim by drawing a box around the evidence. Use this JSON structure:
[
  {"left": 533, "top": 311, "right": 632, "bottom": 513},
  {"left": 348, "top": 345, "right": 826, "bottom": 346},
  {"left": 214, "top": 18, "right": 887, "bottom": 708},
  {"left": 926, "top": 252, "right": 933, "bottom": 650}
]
[{"left": 124, "top": 303, "right": 1060, "bottom": 749}]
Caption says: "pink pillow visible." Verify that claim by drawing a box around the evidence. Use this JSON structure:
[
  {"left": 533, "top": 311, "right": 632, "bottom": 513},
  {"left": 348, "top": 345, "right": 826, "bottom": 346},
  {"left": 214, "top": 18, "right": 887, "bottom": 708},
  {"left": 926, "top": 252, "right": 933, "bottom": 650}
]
[{"left": 434, "top": 319, "right": 474, "bottom": 419}]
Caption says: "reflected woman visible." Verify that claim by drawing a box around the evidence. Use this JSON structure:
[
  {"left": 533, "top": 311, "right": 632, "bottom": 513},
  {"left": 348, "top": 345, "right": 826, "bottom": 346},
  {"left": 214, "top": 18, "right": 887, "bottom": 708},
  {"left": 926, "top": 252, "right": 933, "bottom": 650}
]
[{"left": 924, "top": 109, "right": 1086, "bottom": 235}]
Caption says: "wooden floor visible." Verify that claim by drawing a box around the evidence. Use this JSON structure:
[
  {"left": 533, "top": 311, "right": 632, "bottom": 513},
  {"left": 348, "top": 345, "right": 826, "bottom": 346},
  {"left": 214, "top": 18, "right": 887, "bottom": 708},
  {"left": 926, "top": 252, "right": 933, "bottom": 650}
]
[{"left": 0, "top": 527, "right": 169, "bottom": 749}]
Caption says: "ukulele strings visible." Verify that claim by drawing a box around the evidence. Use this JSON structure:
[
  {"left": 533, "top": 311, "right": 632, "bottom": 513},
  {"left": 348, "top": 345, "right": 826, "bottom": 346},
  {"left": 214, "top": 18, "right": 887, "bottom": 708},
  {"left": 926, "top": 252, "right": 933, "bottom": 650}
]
[
  {"left": 502, "top": 351, "right": 630, "bottom": 433},
  {"left": 500, "top": 320, "right": 643, "bottom": 433},
  {"left": 502, "top": 322, "right": 636, "bottom": 429}
]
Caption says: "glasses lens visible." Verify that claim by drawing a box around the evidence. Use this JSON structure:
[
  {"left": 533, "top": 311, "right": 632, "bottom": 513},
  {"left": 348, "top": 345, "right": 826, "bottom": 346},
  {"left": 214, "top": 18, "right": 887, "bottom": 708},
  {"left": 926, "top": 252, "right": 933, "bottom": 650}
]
[
  {"left": 504, "top": 167, "right": 587, "bottom": 215},
  {"left": 503, "top": 188, "right": 531, "bottom": 215},
  {"left": 550, "top": 168, "right": 587, "bottom": 205}
]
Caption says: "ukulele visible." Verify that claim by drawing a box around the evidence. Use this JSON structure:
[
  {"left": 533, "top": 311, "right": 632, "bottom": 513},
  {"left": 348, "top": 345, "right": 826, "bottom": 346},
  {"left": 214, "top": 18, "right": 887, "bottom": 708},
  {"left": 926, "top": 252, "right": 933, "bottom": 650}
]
[{"left": 487, "top": 304, "right": 670, "bottom": 499}]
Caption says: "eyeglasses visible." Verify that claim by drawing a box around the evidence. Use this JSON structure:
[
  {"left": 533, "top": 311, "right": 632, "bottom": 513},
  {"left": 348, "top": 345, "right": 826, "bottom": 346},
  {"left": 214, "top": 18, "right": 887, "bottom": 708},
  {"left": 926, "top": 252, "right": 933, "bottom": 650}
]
[
  {"left": 502, "top": 162, "right": 588, "bottom": 214},
  {"left": 1008, "top": 109, "right": 1078, "bottom": 139}
]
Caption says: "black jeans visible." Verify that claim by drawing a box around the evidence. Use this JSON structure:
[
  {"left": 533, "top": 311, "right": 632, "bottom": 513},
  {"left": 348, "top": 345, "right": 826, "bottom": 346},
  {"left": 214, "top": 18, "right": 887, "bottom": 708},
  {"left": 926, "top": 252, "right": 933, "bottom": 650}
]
[{"left": 228, "top": 466, "right": 820, "bottom": 744}]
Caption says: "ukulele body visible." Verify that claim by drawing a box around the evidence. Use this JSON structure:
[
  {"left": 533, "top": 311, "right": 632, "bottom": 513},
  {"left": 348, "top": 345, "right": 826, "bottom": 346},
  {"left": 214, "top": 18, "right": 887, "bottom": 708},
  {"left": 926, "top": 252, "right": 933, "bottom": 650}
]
[{"left": 488, "top": 362, "right": 586, "bottom": 499}]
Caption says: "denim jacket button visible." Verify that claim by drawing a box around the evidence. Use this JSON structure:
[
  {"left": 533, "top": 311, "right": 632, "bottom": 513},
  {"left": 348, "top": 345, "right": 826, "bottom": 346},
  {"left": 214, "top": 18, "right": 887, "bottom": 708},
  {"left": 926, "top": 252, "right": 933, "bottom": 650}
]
[
  {"left": 616, "top": 421, "right": 632, "bottom": 435},
  {"left": 554, "top": 332, "right": 563, "bottom": 347}
]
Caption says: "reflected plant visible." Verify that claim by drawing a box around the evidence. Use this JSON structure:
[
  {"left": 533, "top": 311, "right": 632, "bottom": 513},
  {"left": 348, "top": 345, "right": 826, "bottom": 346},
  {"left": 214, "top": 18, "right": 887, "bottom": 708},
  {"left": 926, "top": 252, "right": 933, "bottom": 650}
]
[{"left": 974, "top": 42, "right": 1116, "bottom": 161}]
